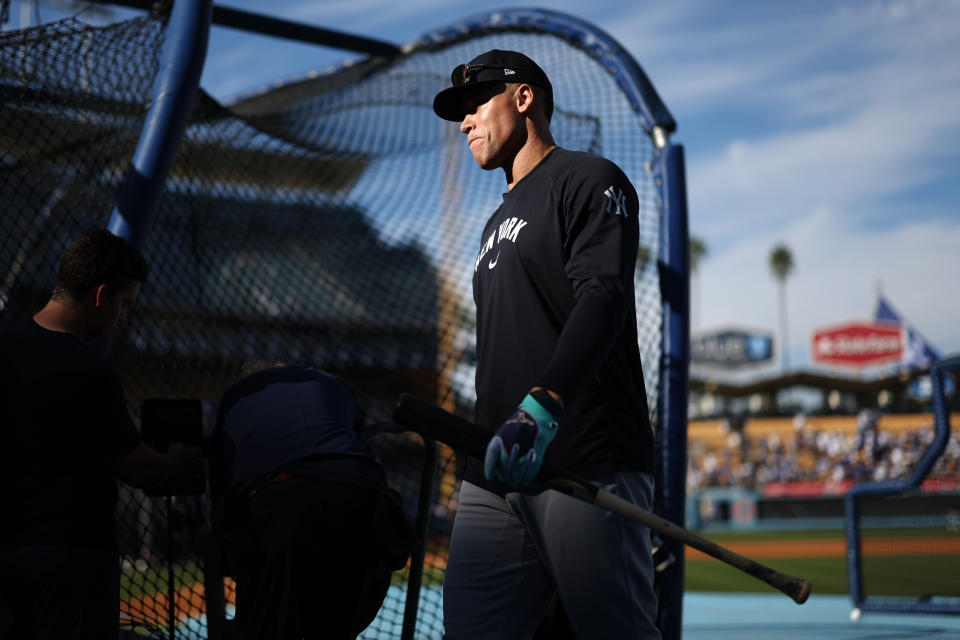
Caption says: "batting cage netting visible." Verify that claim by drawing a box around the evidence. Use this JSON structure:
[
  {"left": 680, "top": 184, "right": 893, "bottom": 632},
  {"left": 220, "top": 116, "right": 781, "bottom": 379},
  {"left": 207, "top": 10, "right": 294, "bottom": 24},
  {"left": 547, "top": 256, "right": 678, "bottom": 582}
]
[{"left": 2, "top": 6, "right": 671, "bottom": 639}]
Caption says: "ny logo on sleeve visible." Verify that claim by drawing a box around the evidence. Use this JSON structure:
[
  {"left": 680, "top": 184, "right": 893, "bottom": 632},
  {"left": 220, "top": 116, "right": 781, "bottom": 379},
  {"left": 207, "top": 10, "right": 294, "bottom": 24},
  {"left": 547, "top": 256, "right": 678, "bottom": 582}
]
[{"left": 603, "top": 185, "right": 628, "bottom": 217}]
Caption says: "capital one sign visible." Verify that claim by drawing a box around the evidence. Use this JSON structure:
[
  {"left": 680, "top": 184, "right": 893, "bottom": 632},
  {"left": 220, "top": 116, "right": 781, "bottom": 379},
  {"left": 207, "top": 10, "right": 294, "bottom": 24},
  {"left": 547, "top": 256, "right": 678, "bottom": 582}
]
[{"left": 812, "top": 322, "right": 903, "bottom": 367}]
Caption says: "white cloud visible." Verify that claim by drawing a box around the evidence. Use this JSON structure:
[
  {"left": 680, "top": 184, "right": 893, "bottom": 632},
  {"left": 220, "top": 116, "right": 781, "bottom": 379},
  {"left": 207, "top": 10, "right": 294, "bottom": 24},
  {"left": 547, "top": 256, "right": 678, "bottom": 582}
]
[{"left": 688, "top": 92, "right": 958, "bottom": 241}]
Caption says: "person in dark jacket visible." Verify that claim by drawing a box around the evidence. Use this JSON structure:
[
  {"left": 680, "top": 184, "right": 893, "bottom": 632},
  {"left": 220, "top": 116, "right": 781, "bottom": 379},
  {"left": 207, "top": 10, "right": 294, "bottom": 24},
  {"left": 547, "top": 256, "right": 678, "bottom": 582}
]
[{"left": 208, "top": 365, "right": 414, "bottom": 640}]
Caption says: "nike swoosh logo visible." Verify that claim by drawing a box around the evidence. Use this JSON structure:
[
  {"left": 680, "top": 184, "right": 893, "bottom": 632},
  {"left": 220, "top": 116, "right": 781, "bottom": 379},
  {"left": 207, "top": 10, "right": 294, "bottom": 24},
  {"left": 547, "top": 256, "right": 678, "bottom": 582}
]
[{"left": 488, "top": 252, "right": 500, "bottom": 269}]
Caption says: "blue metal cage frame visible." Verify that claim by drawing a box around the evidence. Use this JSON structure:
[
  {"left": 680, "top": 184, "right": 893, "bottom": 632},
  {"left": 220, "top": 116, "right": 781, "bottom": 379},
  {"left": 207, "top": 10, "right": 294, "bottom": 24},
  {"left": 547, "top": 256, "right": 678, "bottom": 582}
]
[{"left": 845, "top": 354, "right": 960, "bottom": 615}]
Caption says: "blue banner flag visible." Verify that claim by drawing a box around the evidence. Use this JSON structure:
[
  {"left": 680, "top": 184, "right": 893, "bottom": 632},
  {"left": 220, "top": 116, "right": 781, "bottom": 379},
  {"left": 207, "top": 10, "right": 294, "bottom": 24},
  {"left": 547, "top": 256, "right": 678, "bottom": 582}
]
[{"left": 874, "top": 295, "right": 940, "bottom": 369}]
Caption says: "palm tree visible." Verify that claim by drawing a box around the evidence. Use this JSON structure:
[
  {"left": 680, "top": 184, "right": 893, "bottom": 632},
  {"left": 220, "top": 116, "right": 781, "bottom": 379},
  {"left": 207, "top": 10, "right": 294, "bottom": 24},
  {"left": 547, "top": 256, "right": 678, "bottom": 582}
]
[
  {"left": 689, "top": 235, "right": 708, "bottom": 330},
  {"left": 769, "top": 244, "right": 794, "bottom": 373}
]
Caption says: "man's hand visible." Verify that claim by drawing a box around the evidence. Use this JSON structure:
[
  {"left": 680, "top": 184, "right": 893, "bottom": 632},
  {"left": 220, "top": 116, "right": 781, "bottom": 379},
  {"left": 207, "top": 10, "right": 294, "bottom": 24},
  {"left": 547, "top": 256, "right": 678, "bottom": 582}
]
[{"left": 484, "top": 388, "right": 563, "bottom": 487}]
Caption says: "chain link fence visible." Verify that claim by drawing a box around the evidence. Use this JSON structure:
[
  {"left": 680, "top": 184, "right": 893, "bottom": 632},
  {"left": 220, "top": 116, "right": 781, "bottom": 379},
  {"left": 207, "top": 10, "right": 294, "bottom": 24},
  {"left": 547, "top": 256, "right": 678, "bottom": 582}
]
[{"left": 1, "top": 8, "right": 664, "bottom": 638}]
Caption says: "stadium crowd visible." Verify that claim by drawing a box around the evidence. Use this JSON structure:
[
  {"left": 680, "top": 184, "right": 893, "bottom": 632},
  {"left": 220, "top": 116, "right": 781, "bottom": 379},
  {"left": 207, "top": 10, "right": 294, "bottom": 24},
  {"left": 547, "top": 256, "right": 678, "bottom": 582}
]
[{"left": 688, "top": 410, "right": 960, "bottom": 490}]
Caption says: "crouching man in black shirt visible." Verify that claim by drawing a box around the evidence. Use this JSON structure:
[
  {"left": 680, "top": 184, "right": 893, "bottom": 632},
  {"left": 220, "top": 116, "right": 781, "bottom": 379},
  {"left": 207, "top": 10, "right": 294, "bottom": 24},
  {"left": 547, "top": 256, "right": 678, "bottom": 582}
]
[{"left": 208, "top": 365, "right": 414, "bottom": 640}]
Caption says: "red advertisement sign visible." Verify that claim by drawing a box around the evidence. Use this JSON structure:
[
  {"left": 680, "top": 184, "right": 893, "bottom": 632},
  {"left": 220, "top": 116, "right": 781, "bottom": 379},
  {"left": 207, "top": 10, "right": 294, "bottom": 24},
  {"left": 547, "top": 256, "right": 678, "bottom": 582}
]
[
  {"left": 761, "top": 478, "right": 960, "bottom": 498},
  {"left": 811, "top": 322, "right": 903, "bottom": 366}
]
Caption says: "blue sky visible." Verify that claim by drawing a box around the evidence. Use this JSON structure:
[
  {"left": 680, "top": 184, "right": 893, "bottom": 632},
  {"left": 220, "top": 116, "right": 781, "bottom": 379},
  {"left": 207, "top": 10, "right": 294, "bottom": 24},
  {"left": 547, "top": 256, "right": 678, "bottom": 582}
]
[{"left": 11, "top": 0, "right": 960, "bottom": 375}]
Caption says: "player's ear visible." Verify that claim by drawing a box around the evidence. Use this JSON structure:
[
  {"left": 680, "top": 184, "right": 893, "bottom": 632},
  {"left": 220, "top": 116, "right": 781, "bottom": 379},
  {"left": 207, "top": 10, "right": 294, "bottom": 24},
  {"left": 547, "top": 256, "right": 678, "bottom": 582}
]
[{"left": 515, "top": 84, "right": 535, "bottom": 115}]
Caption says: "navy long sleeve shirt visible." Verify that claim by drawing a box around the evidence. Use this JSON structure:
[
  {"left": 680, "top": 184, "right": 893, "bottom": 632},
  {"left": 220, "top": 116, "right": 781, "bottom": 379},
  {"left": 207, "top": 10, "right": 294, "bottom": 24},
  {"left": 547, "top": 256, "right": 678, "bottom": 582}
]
[{"left": 469, "top": 148, "right": 655, "bottom": 492}]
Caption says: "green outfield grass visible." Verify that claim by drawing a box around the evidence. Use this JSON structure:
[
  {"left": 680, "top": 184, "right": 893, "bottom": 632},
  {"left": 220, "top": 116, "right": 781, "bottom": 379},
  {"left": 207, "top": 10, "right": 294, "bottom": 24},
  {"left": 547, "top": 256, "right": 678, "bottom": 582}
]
[
  {"left": 861, "top": 555, "right": 960, "bottom": 598},
  {"left": 683, "top": 528, "right": 849, "bottom": 594},
  {"left": 683, "top": 527, "right": 960, "bottom": 598},
  {"left": 120, "top": 560, "right": 203, "bottom": 600},
  {"left": 686, "top": 554, "right": 848, "bottom": 595}
]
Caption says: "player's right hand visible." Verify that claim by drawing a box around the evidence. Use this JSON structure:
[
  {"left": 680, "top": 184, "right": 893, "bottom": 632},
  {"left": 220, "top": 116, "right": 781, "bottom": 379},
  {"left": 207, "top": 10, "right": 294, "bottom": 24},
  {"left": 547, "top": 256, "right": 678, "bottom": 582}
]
[{"left": 483, "top": 389, "right": 563, "bottom": 488}]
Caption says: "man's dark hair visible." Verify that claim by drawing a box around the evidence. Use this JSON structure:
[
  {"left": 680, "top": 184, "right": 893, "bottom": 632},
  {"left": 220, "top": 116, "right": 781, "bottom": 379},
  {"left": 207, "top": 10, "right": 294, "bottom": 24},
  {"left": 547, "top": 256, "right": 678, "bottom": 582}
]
[
  {"left": 51, "top": 229, "right": 148, "bottom": 302},
  {"left": 531, "top": 83, "right": 553, "bottom": 124}
]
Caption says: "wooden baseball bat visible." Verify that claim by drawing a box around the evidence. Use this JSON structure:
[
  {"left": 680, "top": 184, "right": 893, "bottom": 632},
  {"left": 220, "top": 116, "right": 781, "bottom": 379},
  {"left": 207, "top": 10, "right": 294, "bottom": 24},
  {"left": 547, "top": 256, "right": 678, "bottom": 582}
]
[{"left": 392, "top": 393, "right": 812, "bottom": 605}]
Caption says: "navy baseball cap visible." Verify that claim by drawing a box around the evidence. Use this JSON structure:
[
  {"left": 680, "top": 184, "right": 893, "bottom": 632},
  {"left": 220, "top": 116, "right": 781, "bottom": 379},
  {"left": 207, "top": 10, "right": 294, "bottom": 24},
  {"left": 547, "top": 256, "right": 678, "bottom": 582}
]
[{"left": 433, "top": 49, "right": 553, "bottom": 122}]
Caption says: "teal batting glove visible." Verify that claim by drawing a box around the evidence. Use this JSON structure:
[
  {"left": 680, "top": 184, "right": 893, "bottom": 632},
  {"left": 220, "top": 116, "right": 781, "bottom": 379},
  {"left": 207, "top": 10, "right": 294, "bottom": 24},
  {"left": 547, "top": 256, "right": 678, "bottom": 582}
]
[{"left": 483, "top": 389, "right": 563, "bottom": 487}]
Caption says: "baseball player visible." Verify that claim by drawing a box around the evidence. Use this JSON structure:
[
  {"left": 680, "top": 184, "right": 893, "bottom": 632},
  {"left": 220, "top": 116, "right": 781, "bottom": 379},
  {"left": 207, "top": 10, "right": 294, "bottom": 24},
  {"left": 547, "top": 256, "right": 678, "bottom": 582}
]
[{"left": 433, "top": 50, "right": 661, "bottom": 639}]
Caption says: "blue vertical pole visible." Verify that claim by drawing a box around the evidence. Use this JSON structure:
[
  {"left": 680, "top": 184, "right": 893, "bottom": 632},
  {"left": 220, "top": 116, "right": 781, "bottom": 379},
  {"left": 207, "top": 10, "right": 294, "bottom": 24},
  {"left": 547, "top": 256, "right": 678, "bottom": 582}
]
[
  {"left": 108, "top": 0, "right": 214, "bottom": 250},
  {"left": 103, "top": 5, "right": 213, "bottom": 633},
  {"left": 655, "top": 141, "right": 690, "bottom": 640}
]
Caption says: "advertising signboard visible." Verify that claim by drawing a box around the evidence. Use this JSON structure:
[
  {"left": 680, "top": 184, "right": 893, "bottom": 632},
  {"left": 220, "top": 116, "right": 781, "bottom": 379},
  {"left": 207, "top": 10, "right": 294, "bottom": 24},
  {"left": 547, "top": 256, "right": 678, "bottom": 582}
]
[
  {"left": 811, "top": 322, "right": 903, "bottom": 367},
  {"left": 691, "top": 329, "right": 773, "bottom": 368}
]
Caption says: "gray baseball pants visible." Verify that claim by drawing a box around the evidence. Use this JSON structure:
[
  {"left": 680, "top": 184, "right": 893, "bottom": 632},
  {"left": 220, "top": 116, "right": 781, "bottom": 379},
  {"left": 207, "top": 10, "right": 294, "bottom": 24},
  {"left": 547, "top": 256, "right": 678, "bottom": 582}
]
[{"left": 442, "top": 471, "right": 661, "bottom": 640}]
